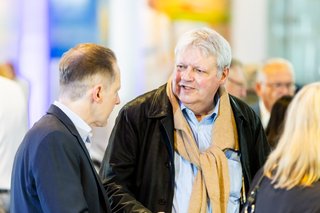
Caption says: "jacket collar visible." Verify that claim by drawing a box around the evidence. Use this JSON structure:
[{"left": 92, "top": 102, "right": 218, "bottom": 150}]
[
  {"left": 46, "top": 105, "right": 93, "bottom": 169},
  {"left": 148, "top": 84, "right": 172, "bottom": 118},
  {"left": 229, "top": 95, "right": 248, "bottom": 124},
  {"left": 47, "top": 104, "right": 82, "bottom": 140},
  {"left": 148, "top": 84, "right": 247, "bottom": 122},
  {"left": 47, "top": 104, "right": 110, "bottom": 209}
]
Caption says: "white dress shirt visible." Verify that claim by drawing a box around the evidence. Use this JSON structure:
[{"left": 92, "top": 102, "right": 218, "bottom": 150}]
[
  {"left": 53, "top": 101, "right": 92, "bottom": 153},
  {"left": 259, "top": 100, "right": 270, "bottom": 129}
]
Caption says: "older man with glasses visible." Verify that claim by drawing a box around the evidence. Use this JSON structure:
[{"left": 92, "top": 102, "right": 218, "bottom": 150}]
[
  {"left": 225, "top": 59, "right": 247, "bottom": 100},
  {"left": 251, "top": 58, "right": 296, "bottom": 128}
]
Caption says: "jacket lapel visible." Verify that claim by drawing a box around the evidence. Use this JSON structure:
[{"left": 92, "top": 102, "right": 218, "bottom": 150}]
[{"left": 47, "top": 104, "right": 110, "bottom": 211}]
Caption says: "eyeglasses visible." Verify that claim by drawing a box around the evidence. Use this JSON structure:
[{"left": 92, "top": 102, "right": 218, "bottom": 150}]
[{"left": 265, "top": 82, "right": 296, "bottom": 90}]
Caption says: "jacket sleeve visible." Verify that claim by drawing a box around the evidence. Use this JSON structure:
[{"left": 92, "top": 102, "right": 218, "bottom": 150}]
[
  {"left": 99, "top": 107, "right": 152, "bottom": 213},
  {"left": 236, "top": 101, "right": 271, "bottom": 195},
  {"left": 244, "top": 109, "right": 270, "bottom": 188}
]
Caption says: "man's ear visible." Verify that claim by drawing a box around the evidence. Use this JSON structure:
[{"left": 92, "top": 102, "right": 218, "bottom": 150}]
[
  {"left": 91, "top": 84, "right": 103, "bottom": 103},
  {"left": 255, "top": 82, "right": 264, "bottom": 97},
  {"left": 220, "top": 67, "right": 229, "bottom": 83}
]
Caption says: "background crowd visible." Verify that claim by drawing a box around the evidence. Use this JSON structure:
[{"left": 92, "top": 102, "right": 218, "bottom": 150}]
[
  {"left": 1, "top": 26, "right": 319, "bottom": 213},
  {"left": 1, "top": 1, "right": 320, "bottom": 212}
]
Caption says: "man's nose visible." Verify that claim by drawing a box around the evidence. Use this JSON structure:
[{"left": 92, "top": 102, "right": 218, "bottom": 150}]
[
  {"left": 181, "top": 66, "right": 194, "bottom": 81},
  {"left": 279, "top": 85, "right": 291, "bottom": 95}
]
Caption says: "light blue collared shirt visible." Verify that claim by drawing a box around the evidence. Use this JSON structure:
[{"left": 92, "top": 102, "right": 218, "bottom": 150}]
[
  {"left": 53, "top": 101, "right": 93, "bottom": 153},
  {"left": 172, "top": 98, "right": 242, "bottom": 213}
]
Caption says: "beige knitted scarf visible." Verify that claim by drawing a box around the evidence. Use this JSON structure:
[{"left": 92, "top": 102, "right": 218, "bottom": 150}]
[{"left": 166, "top": 78, "right": 238, "bottom": 213}]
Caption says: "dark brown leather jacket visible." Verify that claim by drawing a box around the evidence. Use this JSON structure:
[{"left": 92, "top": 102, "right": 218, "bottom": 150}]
[{"left": 100, "top": 84, "right": 270, "bottom": 213}]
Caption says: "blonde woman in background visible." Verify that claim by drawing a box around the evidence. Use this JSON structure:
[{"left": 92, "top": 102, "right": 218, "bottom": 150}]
[{"left": 244, "top": 82, "right": 320, "bottom": 213}]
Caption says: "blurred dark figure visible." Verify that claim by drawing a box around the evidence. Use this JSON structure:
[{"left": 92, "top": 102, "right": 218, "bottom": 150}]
[
  {"left": 265, "top": 95, "right": 293, "bottom": 149},
  {"left": 0, "top": 62, "right": 29, "bottom": 101}
]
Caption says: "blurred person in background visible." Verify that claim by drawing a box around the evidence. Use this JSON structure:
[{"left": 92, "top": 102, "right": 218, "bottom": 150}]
[
  {"left": 265, "top": 95, "right": 293, "bottom": 150},
  {"left": 10, "top": 43, "right": 121, "bottom": 213},
  {"left": 100, "top": 27, "right": 270, "bottom": 213},
  {"left": 0, "top": 62, "right": 29, "bottom": 102},
  {"left": 251, "top": 58, "right": 295, "bottom": 128},
  {"left": 0, "top": 76, "right": 28, "bottom": 213},
  {"left": 243, "top": 82, "right": 320, "bottom": 213},
  {"left": 225, "top": 59, "right": 247, "bottom": 100}
]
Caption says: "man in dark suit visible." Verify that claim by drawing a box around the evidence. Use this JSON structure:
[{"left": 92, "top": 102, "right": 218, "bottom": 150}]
[{"left": 10, "top": 43, "right": 121, "bottom": 213}]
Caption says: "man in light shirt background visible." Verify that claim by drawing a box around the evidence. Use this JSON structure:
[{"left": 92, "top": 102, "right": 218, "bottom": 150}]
[
  {"left": 225, "top": 59, "right": 247, "bottom": 100},
  {"left": 251, "top": 58, "right": 296, "bottom": 128}
]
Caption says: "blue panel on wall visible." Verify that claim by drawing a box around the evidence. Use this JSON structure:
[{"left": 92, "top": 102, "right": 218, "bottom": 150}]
[{"left": 49, "top": 0, "right": 98, "bottom": 58}]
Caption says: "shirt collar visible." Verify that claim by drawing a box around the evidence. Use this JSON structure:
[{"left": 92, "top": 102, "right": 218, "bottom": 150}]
[
  {"left": 259, "top": 99, "right": 270, "bottom": 129},
  {"left": 53, "top": 101, "right": 92, "bottom": 144},
  {"left": 180, "top": 94, "right": 220, "bottom": 122}
]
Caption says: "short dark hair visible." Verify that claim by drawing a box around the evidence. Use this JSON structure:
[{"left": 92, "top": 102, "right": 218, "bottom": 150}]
[{"left": 59, "top": 43, "right": 117, "bottom": 86}]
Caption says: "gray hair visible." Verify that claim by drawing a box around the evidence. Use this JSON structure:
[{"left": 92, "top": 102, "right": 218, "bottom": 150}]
[{"left": 174, "top": 27, "right": 232, "bottom": 76}]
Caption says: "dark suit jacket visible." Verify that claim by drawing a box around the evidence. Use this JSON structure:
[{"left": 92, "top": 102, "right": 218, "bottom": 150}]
[
  {"left": 250, "top": 101, "right": 261, "bottom": 118},
  {"left": 11, "top": 105, "right": 110, "bottom": 213}
]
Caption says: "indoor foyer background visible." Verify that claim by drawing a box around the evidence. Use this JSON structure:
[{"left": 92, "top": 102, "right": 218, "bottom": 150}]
[{"left": 1, "top": 0, "right": 319, "bottom": 159}]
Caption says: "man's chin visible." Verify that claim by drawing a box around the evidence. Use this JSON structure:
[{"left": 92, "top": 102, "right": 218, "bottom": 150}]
[{"left": 179, "top": 97, "right": 194, "bottom": 105}]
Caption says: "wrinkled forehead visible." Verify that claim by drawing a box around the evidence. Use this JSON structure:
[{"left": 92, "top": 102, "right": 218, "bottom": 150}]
[
  {"left": 175, "top": 46, "right": 215, "bottom": 63},
  {"left": 175, "top": 48, "right": 218, "bottom": 71},
  {"left": 176, "top": 44, "right": 213, "bottom": 59}
]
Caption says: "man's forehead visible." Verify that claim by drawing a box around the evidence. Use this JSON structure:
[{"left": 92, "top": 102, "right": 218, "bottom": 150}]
[{"left": 264, "top": 63, "right": 292, "bottom": 74}]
